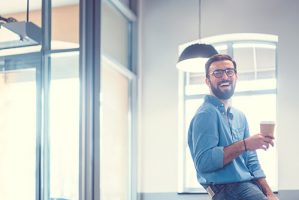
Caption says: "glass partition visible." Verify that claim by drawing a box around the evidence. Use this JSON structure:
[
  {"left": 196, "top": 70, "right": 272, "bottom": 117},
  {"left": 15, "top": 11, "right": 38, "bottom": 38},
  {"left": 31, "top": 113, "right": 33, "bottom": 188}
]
[
  {"left": 100, "top": 1, "right": 136, "bottom": 199},
  {"left": 100, "top": 60, "right": 130, "bottom": 200},
  {"left": 0, "top": 54, "right": 38, "bottom": 200},
  {"left": 49, "top": 52, "right": 80, "bottom": 200},
  {"left": 51, "top": 1, "right": 80, "bottom": 49},
  {"left": 102, "top": 2, "right": 130, "bottom": 67}
]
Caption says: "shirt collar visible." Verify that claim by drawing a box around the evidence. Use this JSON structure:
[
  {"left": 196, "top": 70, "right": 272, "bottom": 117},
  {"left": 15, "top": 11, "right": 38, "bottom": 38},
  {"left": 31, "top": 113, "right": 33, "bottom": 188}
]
[{"left": 204, "top": 95, "right": 226, "bottom": 113}]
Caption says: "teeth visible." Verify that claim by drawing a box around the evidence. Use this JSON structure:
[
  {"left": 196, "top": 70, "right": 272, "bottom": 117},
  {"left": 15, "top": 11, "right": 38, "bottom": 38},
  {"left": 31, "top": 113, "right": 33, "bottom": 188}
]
[{"left": 220, "top": 82, "right": 230, "bottom": 86}]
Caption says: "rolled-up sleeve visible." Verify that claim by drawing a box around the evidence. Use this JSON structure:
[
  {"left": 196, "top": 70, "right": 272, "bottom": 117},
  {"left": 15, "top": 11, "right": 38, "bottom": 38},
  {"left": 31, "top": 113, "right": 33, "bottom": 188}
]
[
  {"left": 190, "top": 110, "right": 224, "bottom": 173},
  {"left": 244, "top": 151, "right": 266, "bottom": 179}
]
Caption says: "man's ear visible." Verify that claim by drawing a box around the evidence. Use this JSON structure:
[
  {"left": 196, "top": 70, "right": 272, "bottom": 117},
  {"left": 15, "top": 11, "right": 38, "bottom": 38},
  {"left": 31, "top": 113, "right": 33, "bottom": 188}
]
[{"left": 205, "top": 77, "right": 211, "bottom": 87}]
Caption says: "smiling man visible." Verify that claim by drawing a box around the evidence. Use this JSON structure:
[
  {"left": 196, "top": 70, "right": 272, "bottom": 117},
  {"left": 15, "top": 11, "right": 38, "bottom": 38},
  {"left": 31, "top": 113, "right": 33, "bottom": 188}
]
[{"left": 188, "top": 54, "right": 278, "bottom": 200}]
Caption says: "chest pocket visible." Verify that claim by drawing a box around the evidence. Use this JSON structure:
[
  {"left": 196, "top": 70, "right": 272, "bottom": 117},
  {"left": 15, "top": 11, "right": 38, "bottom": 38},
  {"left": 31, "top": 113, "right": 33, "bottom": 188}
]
[{"left": 231, "top": 127, "right": 245, "bottom": 141}]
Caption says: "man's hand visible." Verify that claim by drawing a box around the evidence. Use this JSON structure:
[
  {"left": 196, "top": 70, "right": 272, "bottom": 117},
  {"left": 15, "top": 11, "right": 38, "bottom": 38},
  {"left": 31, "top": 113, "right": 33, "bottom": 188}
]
[
  {"left": 244, "top": 134, "right": 274, "bottom": 151},
  {"left": 256, "top": 178, "right": 278, "bottom": 200},
  {"left": 267, "top": 193, "right": 279, "bottom": 200}
]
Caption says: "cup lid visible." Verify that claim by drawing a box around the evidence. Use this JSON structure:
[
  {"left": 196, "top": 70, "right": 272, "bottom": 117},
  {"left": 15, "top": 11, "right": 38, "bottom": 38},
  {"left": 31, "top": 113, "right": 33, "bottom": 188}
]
[{"left": 260, "top": 121, "right": 275, "bottom": 124}]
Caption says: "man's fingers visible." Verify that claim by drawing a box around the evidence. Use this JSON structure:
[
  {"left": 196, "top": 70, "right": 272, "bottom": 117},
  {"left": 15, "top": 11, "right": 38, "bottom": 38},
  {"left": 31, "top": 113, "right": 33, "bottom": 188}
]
[
  {"left": 270, "top": 140, "right": 274, "bottom": 147},
  {"left": 262, "top": 144, "right": 268, "bottom": 151},
  {"left": 263, "top": 137, "right": 274, "bottom": 147},
  {"left": 265, "top": 135, "right": 275, "bottom": 139}
]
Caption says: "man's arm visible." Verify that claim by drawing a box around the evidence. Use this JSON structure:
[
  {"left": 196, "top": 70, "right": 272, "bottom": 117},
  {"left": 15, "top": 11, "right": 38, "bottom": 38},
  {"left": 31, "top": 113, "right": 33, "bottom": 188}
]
[
  {"left": 256, "top": 178, "right": 279, "bottom": 200},
  {"left": 223, "top": 134, "right": 274, "bottom": 166},
  {"left": 223, "top": 140, "right": 245, "bottom": 165},
  {"left": 190, "top": 110, "right": 225, "bottom": 173}
]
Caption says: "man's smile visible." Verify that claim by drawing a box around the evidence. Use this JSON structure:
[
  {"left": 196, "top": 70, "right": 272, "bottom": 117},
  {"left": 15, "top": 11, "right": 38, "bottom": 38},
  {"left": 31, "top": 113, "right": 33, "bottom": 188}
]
[{"left": 218, "top": 81, "right": 232, "bottom": 88}]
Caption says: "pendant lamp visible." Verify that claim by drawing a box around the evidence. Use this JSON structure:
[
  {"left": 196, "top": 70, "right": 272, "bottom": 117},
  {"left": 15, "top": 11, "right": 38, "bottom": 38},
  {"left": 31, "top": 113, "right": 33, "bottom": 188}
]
[
  {"left": 0, "top": 0, "right": 41, "bottom": 50},
  {"left": 176, "top": 0, "right": 218, "bottom": 72}
]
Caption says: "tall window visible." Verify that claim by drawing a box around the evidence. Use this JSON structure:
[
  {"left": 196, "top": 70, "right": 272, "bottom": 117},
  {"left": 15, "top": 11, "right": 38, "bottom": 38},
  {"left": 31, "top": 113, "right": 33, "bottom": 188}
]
[
  {"left": 178, "top": 34, "right": 278, "bottom": 193},
  {"left": 0, "top": 55, "right": 38, "bottom": 200},
  {"left": 49, "top": 53, "right": 80, "bottom": 200},
  {"left": 100, "top": 1, "right": 137, "bottom": 200}
]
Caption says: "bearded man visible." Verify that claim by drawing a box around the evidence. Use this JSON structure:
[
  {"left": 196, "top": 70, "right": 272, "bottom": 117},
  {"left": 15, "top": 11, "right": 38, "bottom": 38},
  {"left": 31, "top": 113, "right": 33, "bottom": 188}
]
[{"left": 188, "top": 54, "right": 278, "bottom": 200}]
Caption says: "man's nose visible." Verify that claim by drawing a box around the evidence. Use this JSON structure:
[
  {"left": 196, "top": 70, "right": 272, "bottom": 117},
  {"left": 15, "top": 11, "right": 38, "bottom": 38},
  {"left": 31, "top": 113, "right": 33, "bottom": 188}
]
[{"left": 221, "top": 72, "right": 230, "bottom": 80}]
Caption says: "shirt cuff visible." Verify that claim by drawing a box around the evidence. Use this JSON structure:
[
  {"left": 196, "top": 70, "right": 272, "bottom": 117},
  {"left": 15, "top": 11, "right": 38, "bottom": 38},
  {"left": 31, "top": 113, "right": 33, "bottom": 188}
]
[
  {"left": 212, "top": 146, "right": 224, "bottom": 169},
  {"left": 252, "top": 169, "right": 266, "bottom": 179}
]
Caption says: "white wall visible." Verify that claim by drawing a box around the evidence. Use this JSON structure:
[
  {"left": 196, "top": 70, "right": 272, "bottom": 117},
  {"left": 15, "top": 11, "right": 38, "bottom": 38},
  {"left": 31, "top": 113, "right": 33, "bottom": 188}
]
[
  {"left": 139, "top": 0, "right": 199, "bottom": 193},
  {"left": 140, "top": 0, "right": 299, "bottom": 193}
]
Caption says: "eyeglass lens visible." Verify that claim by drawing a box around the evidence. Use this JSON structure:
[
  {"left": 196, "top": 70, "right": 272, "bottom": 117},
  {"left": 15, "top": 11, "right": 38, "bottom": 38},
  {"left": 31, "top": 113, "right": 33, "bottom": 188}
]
[{"left": 212, "top": 69, "right": 235, "bottom": 78}]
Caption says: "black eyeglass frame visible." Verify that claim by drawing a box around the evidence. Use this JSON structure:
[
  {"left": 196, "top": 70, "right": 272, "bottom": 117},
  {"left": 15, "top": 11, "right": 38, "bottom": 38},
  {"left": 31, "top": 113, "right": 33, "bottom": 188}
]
[{"left": 209, "top": 68, "right": 237, "bottom": 78}]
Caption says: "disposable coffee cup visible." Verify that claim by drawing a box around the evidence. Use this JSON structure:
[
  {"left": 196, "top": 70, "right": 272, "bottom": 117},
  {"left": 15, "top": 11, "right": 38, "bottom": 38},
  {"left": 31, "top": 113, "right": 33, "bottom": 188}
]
[{"left": 260, "top": 121, "right": 275, "bottom": 137}]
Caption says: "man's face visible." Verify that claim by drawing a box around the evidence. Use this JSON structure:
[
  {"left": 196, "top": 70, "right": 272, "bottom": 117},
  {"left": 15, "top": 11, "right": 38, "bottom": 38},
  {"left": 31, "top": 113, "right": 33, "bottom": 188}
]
[{"left": 206, "top": 60, "right": 237, "bottom": 100}]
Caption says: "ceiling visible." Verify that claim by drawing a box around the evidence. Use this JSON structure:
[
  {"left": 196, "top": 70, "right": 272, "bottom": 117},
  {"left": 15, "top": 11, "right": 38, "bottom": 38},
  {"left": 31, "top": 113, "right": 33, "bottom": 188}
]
[{"left": 0, "top": 0, "right": 78, "bottom": 15}]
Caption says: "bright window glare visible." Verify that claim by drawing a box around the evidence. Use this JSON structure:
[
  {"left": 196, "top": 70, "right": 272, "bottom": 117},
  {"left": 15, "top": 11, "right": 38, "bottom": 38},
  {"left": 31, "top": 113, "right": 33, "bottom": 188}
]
[
  {"left": 50, "top": 78, "right": 79, "bottom": 200},
  {"left": 235, "top": 79, "right": 276, "bottom": 92},
  {"left": 233, "top": 94, "right": 277, "bottom": 190},
  {"left": 0, "top": 72, "right": 36, "bottom": 200}
]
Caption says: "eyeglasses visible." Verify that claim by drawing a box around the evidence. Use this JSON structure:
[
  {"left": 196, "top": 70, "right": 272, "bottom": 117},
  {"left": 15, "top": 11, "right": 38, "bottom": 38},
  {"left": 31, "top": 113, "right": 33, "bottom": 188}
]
[{"left": 209, "top": 68, "right": 236, "bottom": 78}]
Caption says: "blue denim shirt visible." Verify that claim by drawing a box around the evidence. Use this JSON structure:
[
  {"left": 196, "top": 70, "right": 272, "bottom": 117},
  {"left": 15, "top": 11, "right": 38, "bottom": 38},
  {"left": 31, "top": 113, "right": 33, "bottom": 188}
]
[{"left": 188, "top": 95, "right": 265, "bottom": 185}]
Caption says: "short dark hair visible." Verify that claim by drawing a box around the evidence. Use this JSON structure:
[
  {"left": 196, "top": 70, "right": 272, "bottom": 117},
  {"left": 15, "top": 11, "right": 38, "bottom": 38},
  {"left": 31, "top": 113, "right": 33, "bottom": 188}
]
[{"left": 205, "top": 54, "right": 237, "bottom": 78}]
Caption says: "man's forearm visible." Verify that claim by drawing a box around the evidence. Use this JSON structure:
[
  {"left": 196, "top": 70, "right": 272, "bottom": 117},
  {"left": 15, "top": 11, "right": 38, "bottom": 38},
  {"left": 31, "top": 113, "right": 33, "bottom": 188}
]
[
  {"left": 256, "top": 178, "right": 275, "bottom": 196},
  {"left": 223, "top": 140, "right": 245, "bottom": 165}
]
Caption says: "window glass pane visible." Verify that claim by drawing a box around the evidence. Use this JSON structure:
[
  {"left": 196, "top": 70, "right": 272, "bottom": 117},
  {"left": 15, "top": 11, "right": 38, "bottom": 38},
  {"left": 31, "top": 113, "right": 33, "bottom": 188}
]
[
  {"left": 102, "top": 2, "right": 130, "bottom": 67},
  {"left": 233, "top": 44, "right": 276, "bottom": 81},
  {"left": 184, "top": 99, "right": 204, "bottom": 190},
  {"left": 256, "top": 46, "right": 276, "bottom": 79},
  {"left": 233, "top": 94, "right": 277, "bottom": 190},
  {"left": 52, "top": 1, "right": 79, "bottom": 49},
  {"left": 215, "top": 44, "right": 228, "bottom": 55},
  {"left": 0, "top": 60, "right": 36, "bottom": 200},
  {"left": 233, "top": 46, "right": 255, "bottom": 76},
  {"left": 49, "top": 52, "right": 80, "bottom": 200},
  {"left": 185, "top": 72, "right": 208, "bottom": 95},
  {"left": 119, "top": 0, "right": 130, "bottom": 7},
  {"left": 185, "top": 148, "right": 199, "bottom": 189},
  {"left": 100, "top": 61, "right": 129, "bottom": 200}
]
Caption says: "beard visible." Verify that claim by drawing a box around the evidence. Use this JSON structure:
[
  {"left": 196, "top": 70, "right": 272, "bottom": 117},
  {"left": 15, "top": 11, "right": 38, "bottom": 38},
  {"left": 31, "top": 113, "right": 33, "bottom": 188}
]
[{"left": 209, "top": 80, "right": 236, "bottom": 100}]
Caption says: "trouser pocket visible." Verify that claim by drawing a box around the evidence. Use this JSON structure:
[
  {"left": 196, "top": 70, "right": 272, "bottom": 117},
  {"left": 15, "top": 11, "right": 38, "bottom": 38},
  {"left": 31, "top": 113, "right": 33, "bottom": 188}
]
[{"left": 202, "top": 184, "right": 226, "bottom": 200}]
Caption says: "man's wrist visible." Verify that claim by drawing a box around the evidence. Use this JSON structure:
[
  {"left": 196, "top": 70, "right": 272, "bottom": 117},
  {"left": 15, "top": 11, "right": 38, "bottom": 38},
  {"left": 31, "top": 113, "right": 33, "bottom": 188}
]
[
  {"left": 243, "top": 139, "right": 247, "bottom": 151},
  {"left": 256, "top": 178, "right": 275, "bottom": 197}
]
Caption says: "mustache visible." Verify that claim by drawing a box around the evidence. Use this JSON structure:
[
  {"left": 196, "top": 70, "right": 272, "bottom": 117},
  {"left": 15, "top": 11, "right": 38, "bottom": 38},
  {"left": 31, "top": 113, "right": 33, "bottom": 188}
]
[{"left": 217, "top": 80, "right": 232, "bottom": 86}]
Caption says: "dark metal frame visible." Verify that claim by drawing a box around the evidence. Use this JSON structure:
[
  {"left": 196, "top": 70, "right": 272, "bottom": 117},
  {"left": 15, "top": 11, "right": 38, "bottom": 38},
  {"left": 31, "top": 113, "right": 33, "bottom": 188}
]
[
  {"left": 41, "top": 0, "right": 51, "bottom": 199},
  {"left": 79, "top": 0, "right": 101, "bottom": 200}
]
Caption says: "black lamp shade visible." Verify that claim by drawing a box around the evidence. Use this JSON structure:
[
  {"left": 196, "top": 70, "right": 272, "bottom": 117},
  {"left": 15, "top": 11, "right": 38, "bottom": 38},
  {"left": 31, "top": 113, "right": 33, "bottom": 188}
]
[
  {"left": 176, "top": 43, "right": 218, "bottom": 72},
  {"left": 177, "top": 43, "right": 218, "bottom": 62}
]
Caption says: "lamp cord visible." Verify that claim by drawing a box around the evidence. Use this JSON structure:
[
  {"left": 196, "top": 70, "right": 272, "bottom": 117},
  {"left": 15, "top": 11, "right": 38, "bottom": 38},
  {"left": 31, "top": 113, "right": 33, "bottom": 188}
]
[
  {"left": 199, "top": 0, "right": 201, "bottom": 39},
  {"left": 26, "top": 0, "right": 30, "bottom": 22}
]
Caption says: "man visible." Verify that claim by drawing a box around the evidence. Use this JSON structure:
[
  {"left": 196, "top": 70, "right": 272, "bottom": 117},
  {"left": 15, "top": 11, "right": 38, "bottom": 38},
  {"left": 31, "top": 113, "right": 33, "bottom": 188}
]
[{"left": 188, "top": 54, "right": 278, "bottom": 200}]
